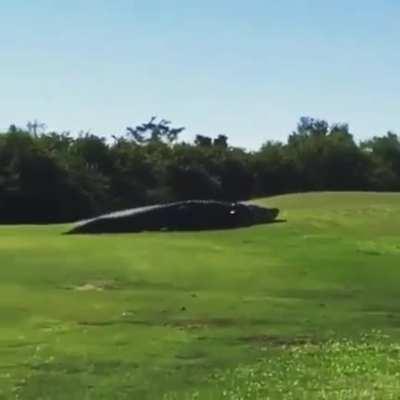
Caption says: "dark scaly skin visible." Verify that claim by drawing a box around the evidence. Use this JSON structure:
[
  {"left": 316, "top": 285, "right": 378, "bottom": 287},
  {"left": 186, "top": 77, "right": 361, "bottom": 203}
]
[{"left": 67, "top": 200, "right": 279, "bottom": 234}]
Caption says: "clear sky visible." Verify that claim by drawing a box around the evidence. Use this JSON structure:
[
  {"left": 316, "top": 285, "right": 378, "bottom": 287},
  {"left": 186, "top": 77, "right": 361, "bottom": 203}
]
[{"left": 1, "top": 0, "right": 399, "bottom": 148}]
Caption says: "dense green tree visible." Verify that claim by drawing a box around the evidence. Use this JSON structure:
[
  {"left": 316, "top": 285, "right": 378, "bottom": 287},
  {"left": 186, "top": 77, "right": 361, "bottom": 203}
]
[
  {"left": 1, "top": 116, "right": 400, "bottom": 223},
  {"left": 126, "top": 117, "right": 185, "bottom": 145},
  {"left": 361, "top": 132, "right": 400, "bottom": 190},
  {"left": 213, "top": 134, "right": 229, "bottom": 148},
  {"left": 195, "top": 135, "right": 213, "bottom": 147}
]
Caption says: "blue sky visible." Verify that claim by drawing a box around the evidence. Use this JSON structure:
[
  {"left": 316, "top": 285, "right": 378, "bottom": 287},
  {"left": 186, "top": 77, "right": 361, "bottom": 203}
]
[{"left": 1, "top": 0, "right": 399, "bottom": 148}]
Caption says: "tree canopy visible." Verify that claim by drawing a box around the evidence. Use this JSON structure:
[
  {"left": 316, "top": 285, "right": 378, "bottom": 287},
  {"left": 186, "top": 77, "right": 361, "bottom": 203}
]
[{"left": 1, "top": 117, "right": 399, "bottom": 223}]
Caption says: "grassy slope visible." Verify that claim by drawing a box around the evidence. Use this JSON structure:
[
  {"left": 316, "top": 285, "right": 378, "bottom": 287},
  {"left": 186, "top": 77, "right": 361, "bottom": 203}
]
[{"left": 1, "top": 192, "right": 400, "bottom": 399}]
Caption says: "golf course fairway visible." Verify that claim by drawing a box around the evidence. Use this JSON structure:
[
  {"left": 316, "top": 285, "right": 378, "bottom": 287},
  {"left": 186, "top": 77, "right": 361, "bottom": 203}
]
[{"left": 1, "top": 192, "right": 400, "bottom": 399}]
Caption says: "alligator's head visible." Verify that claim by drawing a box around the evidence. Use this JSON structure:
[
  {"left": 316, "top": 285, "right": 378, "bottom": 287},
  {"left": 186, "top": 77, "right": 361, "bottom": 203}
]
[{"left": 246, "top": 204, "right": 279, "bottom": 224}]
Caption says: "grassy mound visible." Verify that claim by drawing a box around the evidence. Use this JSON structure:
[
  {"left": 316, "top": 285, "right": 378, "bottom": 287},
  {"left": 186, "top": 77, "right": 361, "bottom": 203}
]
[{"left": 1, "top": 192, "right": 400, "bottom": 399}]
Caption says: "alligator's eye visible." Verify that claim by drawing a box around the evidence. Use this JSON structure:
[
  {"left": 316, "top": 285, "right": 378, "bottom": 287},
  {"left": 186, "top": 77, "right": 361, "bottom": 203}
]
[{"left": 230, "top": 210, "right": 236, "bottom": 215}]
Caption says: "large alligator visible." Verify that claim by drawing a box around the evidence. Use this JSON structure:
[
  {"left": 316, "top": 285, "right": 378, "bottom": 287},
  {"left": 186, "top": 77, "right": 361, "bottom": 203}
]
[{"left": 67, "top": 200, "right": 279, "bottom": 234}]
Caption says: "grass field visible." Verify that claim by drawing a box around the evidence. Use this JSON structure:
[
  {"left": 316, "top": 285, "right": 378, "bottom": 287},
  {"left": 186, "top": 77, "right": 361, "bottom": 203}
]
[{"left": 1, "top": 192, "right": 400, "bottom": 399}]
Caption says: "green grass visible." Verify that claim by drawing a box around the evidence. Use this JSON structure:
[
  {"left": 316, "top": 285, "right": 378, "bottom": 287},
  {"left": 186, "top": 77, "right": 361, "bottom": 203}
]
[
  {"left": 164, "top": 332, "right": 400, "bottom": 400},
  {"left": 1, "top": 192, "right": 400, "bottom": 399}
]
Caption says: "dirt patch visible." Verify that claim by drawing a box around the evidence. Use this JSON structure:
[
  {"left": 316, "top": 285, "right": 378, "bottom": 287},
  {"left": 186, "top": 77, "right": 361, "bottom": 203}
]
[
  {"left": 239, "top": 334, "right": 316, "bottom": 347},
  {"left": 60, "top": 280, "right": 122, "bottom": 292},
  {"left": 75, "top": 283, "right": 104, "bottom": 292},
  {"left": 77, "top": 318, "right": 156, "bottom": 327},
  {"left": 60, "top": 279, "right": 184, "bottom": 292},
  {"left": 77, "top": 316, "right": 270, "bottom": 330},
  {"left": 169, "top": 318, "right": 235, "bottom": 330},
  {"left": 77, "top": 320, "right": 116, "bottom": 327},
  {"left": 175, "top": 351, "right": 205, "bottom": 361},
  {"left": 281, "top": 288, "right": 360, "bottom": 301},
  {"left": 4, "top": 341, "right": 42, "bottom": 349}
]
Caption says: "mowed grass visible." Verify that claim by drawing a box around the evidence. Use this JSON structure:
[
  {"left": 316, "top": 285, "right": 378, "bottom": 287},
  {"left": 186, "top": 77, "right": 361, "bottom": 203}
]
[{"left": 1, "top": 192, "right": 400, "bottom": 399}]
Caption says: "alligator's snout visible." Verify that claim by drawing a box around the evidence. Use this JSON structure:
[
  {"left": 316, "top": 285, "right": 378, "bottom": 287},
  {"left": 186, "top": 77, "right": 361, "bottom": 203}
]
[{"left": 246, "top": 205, "right": 280, "bottom": 224}]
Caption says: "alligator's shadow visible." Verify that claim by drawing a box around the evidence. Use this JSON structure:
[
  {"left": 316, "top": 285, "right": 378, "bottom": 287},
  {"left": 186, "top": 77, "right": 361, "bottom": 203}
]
[{"left": 267, "top": 218, "right": 287, "bottom": 224}]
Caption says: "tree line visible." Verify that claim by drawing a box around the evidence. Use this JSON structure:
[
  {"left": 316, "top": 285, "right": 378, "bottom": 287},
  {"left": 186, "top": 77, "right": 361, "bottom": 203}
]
[{"left": 1, "top": 116, "right": 399, "bottom": 223}]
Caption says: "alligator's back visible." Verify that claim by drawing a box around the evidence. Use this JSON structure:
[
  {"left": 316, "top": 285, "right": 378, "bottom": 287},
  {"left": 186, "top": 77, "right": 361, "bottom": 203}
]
[{"left": 67, "top": 200, "right": 279, "bottom": 234}]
